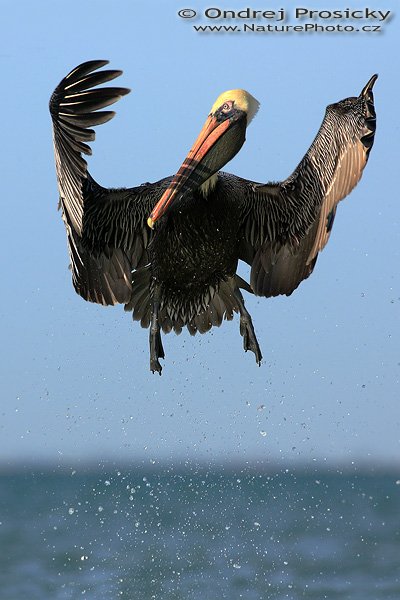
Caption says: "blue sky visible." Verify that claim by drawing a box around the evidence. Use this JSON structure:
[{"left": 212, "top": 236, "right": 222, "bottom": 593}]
[{"left": 1, "top": 0, "right": 398, "bottom": 468}]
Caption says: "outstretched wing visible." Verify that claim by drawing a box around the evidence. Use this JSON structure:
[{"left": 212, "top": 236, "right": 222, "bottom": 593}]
[
  {"left": 49, "top": 60, "right": 130, "bottom": 235},
  {"left": 239, "top": 74, "right": 377, "bottom": 297},
  {"left": 50, "top": 60, "right": 157, "bottom": 306}
]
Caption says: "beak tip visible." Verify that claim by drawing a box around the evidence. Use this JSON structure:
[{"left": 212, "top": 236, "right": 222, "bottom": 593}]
[{"left": 147, "top": 217, "right": 155, "bottom": 229}]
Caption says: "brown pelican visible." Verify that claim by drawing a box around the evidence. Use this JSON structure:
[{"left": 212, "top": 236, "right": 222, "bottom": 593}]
[{"left": 49, "top": 60, "right": 377, "bottom": 373}]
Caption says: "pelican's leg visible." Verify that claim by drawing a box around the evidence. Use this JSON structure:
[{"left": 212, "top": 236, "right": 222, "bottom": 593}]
[
  {"left": 149, "top": 284, "right": 165, "bottom": 374},
  {"left": 232, "top": 287, "right": 262, "bottom": 365}
]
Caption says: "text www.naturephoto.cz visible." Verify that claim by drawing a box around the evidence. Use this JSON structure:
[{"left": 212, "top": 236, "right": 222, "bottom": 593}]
[{"left": 192, "top": 23, "right": 383, "bottom": 33}]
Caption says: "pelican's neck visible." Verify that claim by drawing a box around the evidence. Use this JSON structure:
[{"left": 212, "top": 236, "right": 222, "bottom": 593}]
[{"left": 199, "top": 173, "right": 218, "bottom": 197}]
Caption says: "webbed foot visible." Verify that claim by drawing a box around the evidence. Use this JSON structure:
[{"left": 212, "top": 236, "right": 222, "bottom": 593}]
[{"left": 240, "top": 316, "right": 262, "bottom": 365}]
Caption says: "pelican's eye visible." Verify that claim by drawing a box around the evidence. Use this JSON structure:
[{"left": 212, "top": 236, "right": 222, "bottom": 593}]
[
  {"left": 221, "top": 100, "right": 234, "bottom": 113},
  {"left": 215, "top": 100, "right": 235, "bottom": 122}
]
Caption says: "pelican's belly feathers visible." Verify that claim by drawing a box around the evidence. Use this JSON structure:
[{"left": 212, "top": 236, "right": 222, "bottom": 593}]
[{"left": 151, "top": 191, "right": 240, "bottom": 294}]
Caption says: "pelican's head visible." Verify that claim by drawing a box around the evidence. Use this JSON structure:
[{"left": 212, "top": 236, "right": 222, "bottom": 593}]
[
  {"left": 209, "top": 89, "right": 259, "bottom": 126},
  {"left": 147, "top": 89, "right": 259, "bottom": 228}
]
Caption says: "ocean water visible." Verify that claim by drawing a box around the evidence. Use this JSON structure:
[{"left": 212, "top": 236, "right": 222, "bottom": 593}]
[{"left": 0, "top": 467, "right": 399, "bottom": 599}]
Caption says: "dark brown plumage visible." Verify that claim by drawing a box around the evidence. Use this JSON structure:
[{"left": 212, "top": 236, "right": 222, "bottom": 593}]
[{"left": 49, "top": 60, "right": 377, "bottom": 373}]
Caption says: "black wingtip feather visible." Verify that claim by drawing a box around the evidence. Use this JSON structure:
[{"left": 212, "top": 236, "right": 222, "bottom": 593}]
[
  {"left": 64, "top": 69, "right": 124, "bottom": 92},
  {"left": 65, "top": 60, "right": 110, "bottom": 82},
  {"left": 59, "top": 111, "right": 116, "bottom": 127},
  {"left": 50, "top": 60, "right": 129, "bottom": 158},
  {"left": 50, "top": 60, "right": 130, "bottom": 118},
  {"left": 59, "top": 88, "right": 130, "bottom": 114},
  {"left": 361, "top": 74, "right": 378, "bottom": 98},
  {"left": 50, "top": 61, "right": 130, "bottom": 235}
]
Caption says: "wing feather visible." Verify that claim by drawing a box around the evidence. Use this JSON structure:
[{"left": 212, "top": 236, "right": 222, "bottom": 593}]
[
  {"left": 49, "top": 60, "right": 130, "bottom": 235},
  {"left": 50, "top": 61, "right": 157, "bottom": 307},
  {"left": 240, "top": 75, "right": 377, "bottom": 297}
]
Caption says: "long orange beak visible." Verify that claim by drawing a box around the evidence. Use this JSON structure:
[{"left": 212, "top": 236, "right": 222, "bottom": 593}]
[{"left": 147, "top": 114, "right": 231, "bottom": 228}]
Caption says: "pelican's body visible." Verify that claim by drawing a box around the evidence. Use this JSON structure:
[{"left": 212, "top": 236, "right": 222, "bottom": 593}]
[
  {"left": 151, "top": 179, "right": 239, "bottom": 296},
  {"left": 49, "top": 61, "right": 377, "bottom": 373}
]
